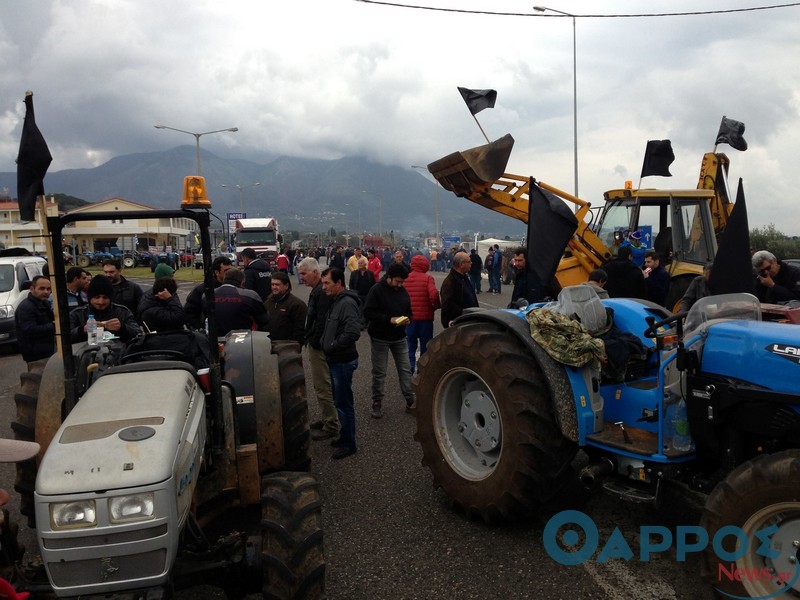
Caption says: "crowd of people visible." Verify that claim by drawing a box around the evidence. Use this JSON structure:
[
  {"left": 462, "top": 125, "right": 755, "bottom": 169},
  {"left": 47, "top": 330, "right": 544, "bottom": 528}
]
[{"left": 14, "top": 239, "right": 800, "bottom": 463}]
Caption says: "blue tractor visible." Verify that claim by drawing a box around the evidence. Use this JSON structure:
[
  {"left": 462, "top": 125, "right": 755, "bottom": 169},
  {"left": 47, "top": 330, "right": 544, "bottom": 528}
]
[{"left": 413, "top": 290, "right": 800, "bottom": 598}]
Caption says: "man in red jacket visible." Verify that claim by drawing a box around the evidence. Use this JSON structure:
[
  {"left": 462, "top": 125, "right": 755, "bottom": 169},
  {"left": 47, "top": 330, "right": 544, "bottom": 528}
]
[{"left": 404, "top": 254, "right": 441, "bottom": 375}]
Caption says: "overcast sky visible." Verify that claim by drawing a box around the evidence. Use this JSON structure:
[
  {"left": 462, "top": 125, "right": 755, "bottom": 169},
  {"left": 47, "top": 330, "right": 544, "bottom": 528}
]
[{"left": 2, "top": 0, "right": 799, "bottom": 233}]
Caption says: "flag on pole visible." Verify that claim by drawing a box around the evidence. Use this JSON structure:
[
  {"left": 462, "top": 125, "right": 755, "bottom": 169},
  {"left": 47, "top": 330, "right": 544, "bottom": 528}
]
[
  {"left": 709, "top": 178, "right": 752, "bottom": 295},
  {"left": 715, "top": 116, "right": 748, "bottom": 151},
  {"left": 527, "top": 180, "right": 578, "bottom": 288},
  {"left": 458, "top": 87, "right": 497, "bottom": 115},
  {"left": 640, "top": 139, "right": 674, "bottom": 178},
  {"left": 16, "top": 93, "right": 52, "bottom": 222}
]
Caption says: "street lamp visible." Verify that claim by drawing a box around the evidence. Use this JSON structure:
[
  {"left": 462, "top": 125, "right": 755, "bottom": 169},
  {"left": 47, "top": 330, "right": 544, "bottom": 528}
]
[
  {"left": 221, "top": 182, "right": 261, "bottom": 215},
  {"left": 533, "top": 6, "right": 579, "bottom": 198},
  {"left": 410, "top": 165, "right": 441, "bottom": 244},
  {"left": 153, "top": 124, "right": 238, "bottom": 176}
]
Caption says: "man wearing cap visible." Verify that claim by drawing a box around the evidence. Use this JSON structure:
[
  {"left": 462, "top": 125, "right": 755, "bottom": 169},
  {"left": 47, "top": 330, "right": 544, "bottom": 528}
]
[
  {"left": 69, "top": 275, "right": 141, "bottom": 343},
  {"left": 103, "top": 259, "right": 144, "bottom": 319}
]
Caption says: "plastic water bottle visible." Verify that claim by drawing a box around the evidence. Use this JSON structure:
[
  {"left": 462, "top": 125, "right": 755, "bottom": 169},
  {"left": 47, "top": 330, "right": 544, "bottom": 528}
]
[
  {"left": 87, "top": 314, "right": 98, "bottom": 346},
  {"left": 671, "top": 397, "right": 692, "bottom": 452}
]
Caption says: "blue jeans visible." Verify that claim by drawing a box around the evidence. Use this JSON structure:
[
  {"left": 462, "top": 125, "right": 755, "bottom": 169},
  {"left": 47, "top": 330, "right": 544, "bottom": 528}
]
[
  {"left": 406, "top": 320, "right": 434, "bottom": 373},
  {"left": 371, "top": 337, "right": 415, "bottom": 407},
  {"left": 470, "top": 272, "right": 482, "bottom": 293},
  {"left": 328, "top": 358, "right": 358, "bottom": 449}
]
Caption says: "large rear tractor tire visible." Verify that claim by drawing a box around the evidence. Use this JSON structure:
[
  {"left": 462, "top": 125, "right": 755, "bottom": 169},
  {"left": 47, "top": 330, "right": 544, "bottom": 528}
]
[
  {"left": 413, "top": 321, "right": 577, "bottom": 522},
  {"left": 273, "top": 342, "right": 311, "bottom": 472},
  {"left": 261, "top": 472, "right": 325, "bottom": 600},
  {"left": 701, "top": 450, "right": 800, "bottom": 598},
  {"left": 77, "top": 255, "right": 91, "bottom": 268},
  {"left": 122, "top": 255, "right": 136, "bottom": 268}
]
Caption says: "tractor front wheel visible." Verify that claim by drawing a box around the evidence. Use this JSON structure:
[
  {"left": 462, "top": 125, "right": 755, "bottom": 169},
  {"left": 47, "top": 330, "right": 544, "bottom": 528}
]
[
  {"left": 413, "top": 321, "right": 576, "bottom": 522},
  {"left": 260, "top": 472, "right": 325, "bottom": 599},
  {"left": 702, "top": 450, "right": 800, "bottom": 598}
]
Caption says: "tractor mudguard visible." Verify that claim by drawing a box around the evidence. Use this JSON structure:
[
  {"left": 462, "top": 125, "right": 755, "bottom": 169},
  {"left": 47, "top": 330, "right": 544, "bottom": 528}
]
[{"left": 455, "top": 310, "right": 584, "bottom": 442}]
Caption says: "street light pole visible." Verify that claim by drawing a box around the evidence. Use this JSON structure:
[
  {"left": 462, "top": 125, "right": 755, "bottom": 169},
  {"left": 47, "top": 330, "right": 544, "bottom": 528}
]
[
  {"left": 410, "top": 165, "right": 441, "bottom": 244},
  {"left": 154, "top": 124, "right": 239, "bottom": 176},
  {"left": 533, "top": 6, "right": 579, "bottom": 198},
  {"left": 221, "top": 182, "right": 261, "bottom": 215}
]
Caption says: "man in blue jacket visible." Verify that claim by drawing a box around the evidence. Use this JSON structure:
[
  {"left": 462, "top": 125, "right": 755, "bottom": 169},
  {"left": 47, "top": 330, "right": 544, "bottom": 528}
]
[
  {"left": 321, "top": 267, "right": 362, "bottom": 460},
  {"left": 644, "top": 251, "right": 670, "bottom": 307}
]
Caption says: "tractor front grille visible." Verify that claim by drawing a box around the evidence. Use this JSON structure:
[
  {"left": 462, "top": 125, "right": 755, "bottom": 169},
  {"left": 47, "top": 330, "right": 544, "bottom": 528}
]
[{"left": 47, "top": 549, "right": 167, "bottom": 588}]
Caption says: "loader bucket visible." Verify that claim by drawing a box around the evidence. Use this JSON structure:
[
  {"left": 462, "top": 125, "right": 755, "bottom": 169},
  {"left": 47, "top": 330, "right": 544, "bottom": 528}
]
[{"left": 427, "top": 134, "right": 514, "bottom": 198}]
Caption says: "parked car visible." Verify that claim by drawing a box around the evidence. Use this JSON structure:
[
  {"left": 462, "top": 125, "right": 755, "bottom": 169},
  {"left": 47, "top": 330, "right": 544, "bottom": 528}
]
[{"left": 0, "top": 254, "right": 48, "bottom": 349}]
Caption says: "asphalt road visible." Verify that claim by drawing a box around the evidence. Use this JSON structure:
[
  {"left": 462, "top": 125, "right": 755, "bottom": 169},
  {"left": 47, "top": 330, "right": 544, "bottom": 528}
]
[{"left": 0, "top": 270, "right": 715, "bottom": 599}]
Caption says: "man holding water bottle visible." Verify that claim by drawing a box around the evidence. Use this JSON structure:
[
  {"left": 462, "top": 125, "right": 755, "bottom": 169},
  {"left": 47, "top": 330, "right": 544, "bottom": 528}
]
[{"left": 69, "top": 275, "right": 141, "bottom": 343}]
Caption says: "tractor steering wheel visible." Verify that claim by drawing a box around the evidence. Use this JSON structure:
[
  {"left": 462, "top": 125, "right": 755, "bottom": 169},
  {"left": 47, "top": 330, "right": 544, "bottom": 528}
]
[
  {"left": 643, "top": 312, "right": 687, "bottom": 339},
  {"left": 121, "top": 350, "right": 186, "bottom": 364}
]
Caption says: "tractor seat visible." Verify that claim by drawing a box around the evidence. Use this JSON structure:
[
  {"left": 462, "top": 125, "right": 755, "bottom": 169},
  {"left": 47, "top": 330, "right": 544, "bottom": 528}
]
[{"left": 548, "top": 285, "right": 611, "bottom": 336}]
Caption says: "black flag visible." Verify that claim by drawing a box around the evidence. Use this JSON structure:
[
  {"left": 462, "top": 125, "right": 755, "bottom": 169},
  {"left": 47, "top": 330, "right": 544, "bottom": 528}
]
[
  {"left": 715, "top": 116, "right": 748, "bottom": 151},
  {"left": 527, "top": 179, "right": 578, "bottom": 288},
  {"left": 16, "top": 93, "right": 52, "bottom": 222},
  {"left": 640, "top": 140, "right": 674, "bottom": 178},
  {"left": 708, "top": 178, "right": 753, "bottom": 295},
  {"left": 458, "top": 87, "right": 497, "bottom": 115}
]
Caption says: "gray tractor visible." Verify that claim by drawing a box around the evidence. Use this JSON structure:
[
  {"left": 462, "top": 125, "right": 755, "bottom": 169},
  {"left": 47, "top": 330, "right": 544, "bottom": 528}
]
[{"left": 11, "top": 188, "right": 325, "bottom": 598}]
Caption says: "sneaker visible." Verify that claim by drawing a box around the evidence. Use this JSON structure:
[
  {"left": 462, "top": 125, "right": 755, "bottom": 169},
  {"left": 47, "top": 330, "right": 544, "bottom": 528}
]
[
  {"left": 332, "top": 446, "right": 357, "bottom": 460},
  {"left": 311, "top": 429, "right": 338, "bottom": 441},
  {"left": 310, "top": 420, "right": 324, "bottom": 430},
  {"left": 371, "top": 404, "right": 382, "bottom": 419}
]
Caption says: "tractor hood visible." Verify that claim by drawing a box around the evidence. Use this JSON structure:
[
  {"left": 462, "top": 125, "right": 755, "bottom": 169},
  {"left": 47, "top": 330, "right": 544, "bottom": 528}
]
[
  {"left": 700, "top": 320, "right": 800, "bottom": 395},
  {"left": 36, "top": 368, "right": 204, "bottom": 496}
]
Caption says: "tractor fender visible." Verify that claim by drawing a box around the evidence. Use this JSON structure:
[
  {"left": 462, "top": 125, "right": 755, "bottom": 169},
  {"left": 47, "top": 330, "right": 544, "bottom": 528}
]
[{"left": 455, "top": 310, "right": 580, "bottom": 442}]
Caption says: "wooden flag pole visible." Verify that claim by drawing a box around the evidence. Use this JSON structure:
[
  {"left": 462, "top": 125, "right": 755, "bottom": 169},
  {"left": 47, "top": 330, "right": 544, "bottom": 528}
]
[
  {"left": 38, "top": 194, "right": 64, "bottom": 358},
  {"left": 472, "top": 114, "right": 491, "bottom": 144}
]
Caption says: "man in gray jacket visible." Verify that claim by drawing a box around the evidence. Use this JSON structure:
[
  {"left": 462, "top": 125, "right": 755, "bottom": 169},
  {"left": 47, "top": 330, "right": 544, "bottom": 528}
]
[{"left": 321, "top": 267, "right": 362, "bottom": 459}]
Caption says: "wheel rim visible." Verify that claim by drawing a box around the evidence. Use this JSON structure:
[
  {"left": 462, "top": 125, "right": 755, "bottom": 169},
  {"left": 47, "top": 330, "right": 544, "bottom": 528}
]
[
  {"left": 737, "top": 501, "right": 800, "bottom": 597},
  {"left": 433, "top": 367, "right": 502, "bottom": 481}
]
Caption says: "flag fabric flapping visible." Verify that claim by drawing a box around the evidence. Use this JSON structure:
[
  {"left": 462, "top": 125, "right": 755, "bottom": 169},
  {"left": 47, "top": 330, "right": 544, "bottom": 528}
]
[
  {"left": 715, "top": 116, "right": 748, "bottom": 151},
  {"left": 640, "top": 139, "right": 675, "bottom": 178},
  {"left": 527, "top": 179, "right": 578, "bottom": 289},
  {"left": 457, "top": 87, "right": 497, "bottom": 115},
  {"left": 16, "top": 93, "right": 52, "bottom": 222},
  {"left": 709, "top": 178, "right": 753, "bottom": 296}
]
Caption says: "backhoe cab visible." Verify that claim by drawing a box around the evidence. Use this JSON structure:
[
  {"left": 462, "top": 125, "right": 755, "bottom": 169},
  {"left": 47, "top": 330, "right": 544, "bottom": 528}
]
[{"left": 428, "top": 134, "right": 728, "bottom": 310}]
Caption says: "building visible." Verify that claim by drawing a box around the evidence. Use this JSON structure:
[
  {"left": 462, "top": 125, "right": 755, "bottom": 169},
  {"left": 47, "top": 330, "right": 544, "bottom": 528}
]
[
  {"left": 64, "top": 198, "right": 199, "bottom": 255},
  {"left": 0, "top": 197, "right": 60, "bottom": 253}
]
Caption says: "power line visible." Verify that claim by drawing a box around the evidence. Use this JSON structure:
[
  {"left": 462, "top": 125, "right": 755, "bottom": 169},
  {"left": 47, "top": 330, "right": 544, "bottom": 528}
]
[{"left": 355, "top": 0, "right": 800, "bottom": 18}]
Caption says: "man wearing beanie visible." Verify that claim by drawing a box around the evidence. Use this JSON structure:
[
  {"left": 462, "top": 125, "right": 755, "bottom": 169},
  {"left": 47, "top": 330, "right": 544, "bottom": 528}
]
[
  {"left": 69, "top": 275, "right": 141, "bottom": 342},
  {"left": 153, "top": 261, "right": 175, "bottom": 280}
]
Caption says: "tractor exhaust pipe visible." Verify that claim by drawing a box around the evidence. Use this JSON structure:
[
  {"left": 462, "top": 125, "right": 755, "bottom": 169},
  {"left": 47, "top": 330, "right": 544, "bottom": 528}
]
[{"left": 579, "top": 457, "right": 615, "bottom": 490}]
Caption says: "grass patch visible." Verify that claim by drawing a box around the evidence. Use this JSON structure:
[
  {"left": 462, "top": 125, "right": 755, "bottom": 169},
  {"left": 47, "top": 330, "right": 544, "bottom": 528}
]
[{"left": 84, "top": 265, "right": 207, "bottom": 282}]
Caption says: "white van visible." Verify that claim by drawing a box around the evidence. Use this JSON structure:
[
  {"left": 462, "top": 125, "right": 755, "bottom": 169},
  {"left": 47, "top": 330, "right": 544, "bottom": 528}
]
[{"left": 0, "top": 255, "right": 48, "bottom": 349}]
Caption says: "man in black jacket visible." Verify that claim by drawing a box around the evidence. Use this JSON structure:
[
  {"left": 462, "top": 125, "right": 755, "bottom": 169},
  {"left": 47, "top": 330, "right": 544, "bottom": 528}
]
[
  {"left": 603, "top": 246, "right": 647, "bottom": 300},
  {"left": 469, "top": 249, "right": 483, "bottom": 293},
  {"left": 440, "top": 251, "right": 478, "bottom": 327},
  {"left": 363, "top": 263, "right": 415, "bottom": 418},
  {"left": 213, "top": 268, "right": 269, "bottom": 336},
  {"left": 70, "top": 275, "right": 141, "bottom": 343},
  {"left": 241, "top": 247, "right": 272, "bottom": 301},
  {"left": 15, "top": 275, "right": 55, "bottom": 370},
  {"left": 264, "top": 272, "right": 307, "bottom": 346},
  {"left": 184, "top": 255, "right": 233, "bottom": 330},
  {"left": 510, "top": 248, "right": 544, "bottom": 306},
  {"left": 299, "top": 257, "right": 339, "bottom": 441},
  {"left": 321, "top": 267, "right": 361, "bottom": 459},
  {"left": 103, "top": 259, "right": 143, "bottom": 320},
  {"left": 752, "top": 250, "right": 800, "bottom": 303}
]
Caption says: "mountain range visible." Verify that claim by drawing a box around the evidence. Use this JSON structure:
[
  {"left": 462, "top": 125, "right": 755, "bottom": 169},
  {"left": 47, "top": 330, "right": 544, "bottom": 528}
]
[{"left": 0, "top": 146, "right": 525, "bottom": 240}]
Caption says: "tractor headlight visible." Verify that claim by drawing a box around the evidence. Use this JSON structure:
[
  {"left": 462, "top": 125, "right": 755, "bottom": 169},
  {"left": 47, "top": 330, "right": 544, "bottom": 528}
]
[
  {"left": 51, "top": 500, "right": 97, "bottom": 529},
  {"left": 0, "top": 305, "right": 14, "bottom": 319},
  {"left": 108, "top": 493, "right": 155, "bottom": 523}
]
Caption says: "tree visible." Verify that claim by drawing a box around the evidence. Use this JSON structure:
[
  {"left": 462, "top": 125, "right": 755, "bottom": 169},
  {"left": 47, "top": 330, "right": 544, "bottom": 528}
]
[{"left": 750, "top": 224, "right": 800, "bottom": 259}]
